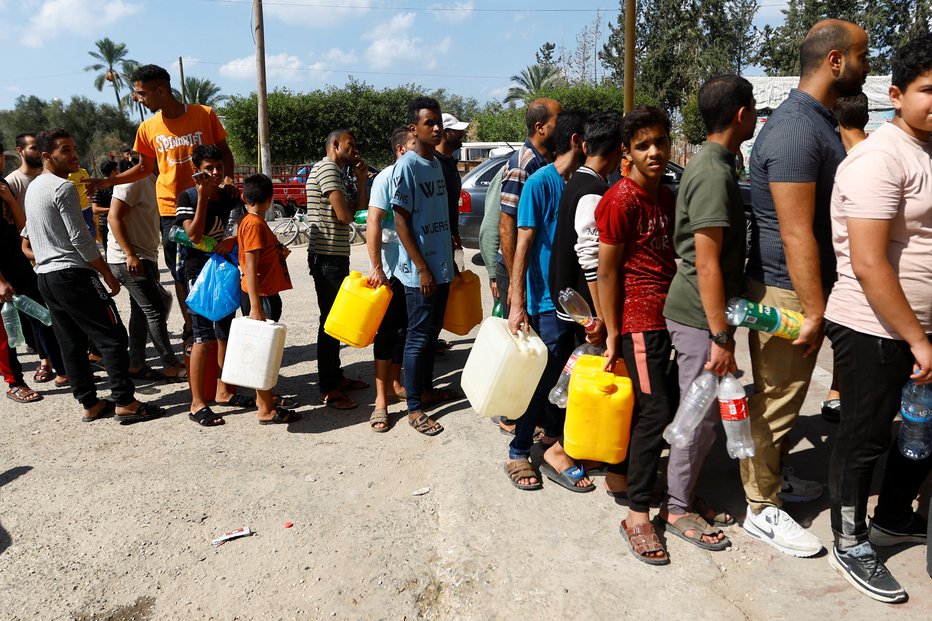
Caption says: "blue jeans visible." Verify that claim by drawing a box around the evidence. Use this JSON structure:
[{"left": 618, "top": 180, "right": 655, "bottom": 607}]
[
  {"left": 403, "top": 283, "right": 450, "bottom": 412},
  {"left": 509, "top": 311, "right": 576, "bottom": 460}
]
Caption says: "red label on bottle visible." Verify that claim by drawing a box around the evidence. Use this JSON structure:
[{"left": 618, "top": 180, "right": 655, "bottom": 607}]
[
  {"left": 719, "top": 398, "right": 748, "bottom": 421},
  {"left": 562, "top": 354, "right": 580, "bottom": 375},
  {"left": 582, "top": 317, "right": 596, "bottom": 331}
]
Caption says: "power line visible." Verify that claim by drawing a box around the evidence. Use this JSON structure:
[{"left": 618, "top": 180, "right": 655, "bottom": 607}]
[
  {"left": 192, "top": 59, "right": 512, "bottom": 80},
  {"left": 198, "top": 1, "right": 792, "bottom": 12}
]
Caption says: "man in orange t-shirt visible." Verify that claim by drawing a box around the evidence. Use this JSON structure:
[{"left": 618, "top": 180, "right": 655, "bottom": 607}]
[{"left": 87, "top": 64, "right": 235, "bottom": 340}]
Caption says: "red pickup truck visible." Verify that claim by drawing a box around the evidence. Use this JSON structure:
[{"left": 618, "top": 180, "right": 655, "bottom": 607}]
[{"left": 232, "top": 164, "right": 310, "bottom": 220}]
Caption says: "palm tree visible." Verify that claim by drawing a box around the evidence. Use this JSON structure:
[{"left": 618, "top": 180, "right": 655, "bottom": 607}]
[
  {"left": 85, "top": 38, "right": 134, "bottom": 110},
  {"left": 119, "top": 60, "right": 146, "bottom": 123},
  {"left": 173, "top": 77, "right": 228, "bottom": 107},
  {"left": 504, "top": 64, "right": 563, "bottom": 104}
]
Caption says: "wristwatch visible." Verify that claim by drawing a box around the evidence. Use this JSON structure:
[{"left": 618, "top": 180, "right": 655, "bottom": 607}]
[{"left": 712, "top": 330, "right": 733, "bottom": 346}]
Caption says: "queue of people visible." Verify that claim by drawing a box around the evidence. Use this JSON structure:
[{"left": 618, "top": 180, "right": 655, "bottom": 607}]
[{"left": 1, "top": 24, "right": 930, "bottom": 605}]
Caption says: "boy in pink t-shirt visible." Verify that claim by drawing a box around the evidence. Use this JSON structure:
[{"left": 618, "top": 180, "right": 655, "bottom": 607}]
[{"left": 823, "top": 34, "right": 932, "bottom": 604}]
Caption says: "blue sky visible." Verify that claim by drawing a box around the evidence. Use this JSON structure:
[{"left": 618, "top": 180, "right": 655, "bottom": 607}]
[{"left": 0, "top": 0, "right": 791, "bottom": 111}]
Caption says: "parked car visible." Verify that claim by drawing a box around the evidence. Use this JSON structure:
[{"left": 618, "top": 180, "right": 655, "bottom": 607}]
[{"left": 458, "top": 157, "right": 751, "bottom": 249}]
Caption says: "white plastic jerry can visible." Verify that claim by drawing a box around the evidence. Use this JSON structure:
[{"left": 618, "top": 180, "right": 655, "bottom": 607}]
[
  {"left": 221, "top": 317, "right": 287, "bottom": 391},
  {"left": 461, "top": 317, "right": 548, "bottom": 419}
]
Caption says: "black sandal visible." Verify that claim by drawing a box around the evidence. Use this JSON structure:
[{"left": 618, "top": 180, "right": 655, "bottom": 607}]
[
  {"left": 259, "top": 407, "right": 300, "bottom": 425},
  {"left": 116, "top": 402, "right": 164, "bottom": 425},
  {"left": 189, "top": 406, "right": 224, "bottom": 427},
  {"left": 216, "top": 393, "right": 257, "bottom": 408},
  {"left": 129, "top": 366, "right": 165, "bottom": 382}
]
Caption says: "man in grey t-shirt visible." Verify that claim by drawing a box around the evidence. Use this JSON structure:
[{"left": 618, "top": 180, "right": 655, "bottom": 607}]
[{"left": 740, "top": 19, "right": 870, "bottom": 558}]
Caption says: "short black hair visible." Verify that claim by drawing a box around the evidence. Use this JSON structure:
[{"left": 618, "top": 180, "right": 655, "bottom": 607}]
[
  {"left": 192, "top": 144, "right": 223, "bottom": 169},
  {"left": 552, "top": 109, "right": 588, "bottom": 156},
  {"left": 525, "top": 100, "right": 555, "bottom": 136},
  {"left": 325, "top": 129, "right": 349, "bottom": 150},
  {"left": 833, "top": 93, "right": 869, "bottom": 130},
  {"left": 583, "top": 112, "right": 622, "bottom": 157},
  {"left": 407, "top": 96, "right": 441, "bottom": 124},
  {"left": 620, "top": 107, "right": 671, "bottom": 148},
  {"left": 130, "top": 64, "right": 171, "bottom": 84},
  {"left": 15, "top": 132, "right": 35, "bottom": 149},
  {"left": 36, "top": 128, "right": 72, "bottom": 155},
  {"left": 892, "top": 33, "right": 932, "bottom": 91},
  {"left": 800, "top": 21, "right": 853, "bottom": 77},
  {"left": 390, "top": 125, "right": 412, "bottom": 153},
  {"left": 100, "top": 160, "right": 118, "bottom": 176},
  {"left": 699, "top": 75, "right": 755, "bottom": 134},
  {"left": 243, "top": 173, "right": 274, "bottom": 205}
]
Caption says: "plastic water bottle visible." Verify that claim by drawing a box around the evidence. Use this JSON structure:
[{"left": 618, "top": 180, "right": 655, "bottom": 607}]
[
  {"left": 1, "top": 301, "right": 25, "bottom": 349},
  {"left": 719, "top": 373, "right": 755, "bottom": 459},
  {"left": 726, "top": 297, "right": 803, "bottom": 341},
  {"left": 548, "top": 343, "right": 605, "bottom": 408},
  {"left": 557, "top": 288, "right": 597, "bottom": 332},
  {"left": 224, "top": 208, "right": 245, "bottom": 238},
  {"left": 492, "top": 298, "right": 503, "bottom": 318},
  {"left": 898, "top": 380, "right": 932, "bottom": 460},
  {"left": 169, "top": 224, "right": 217, "bottom": 253},
  {"left": 663, "top": 370, "right": 718, "bottom": 448},
  {"left": 11, "top": 294, "right": 52, "bottom": 326}
]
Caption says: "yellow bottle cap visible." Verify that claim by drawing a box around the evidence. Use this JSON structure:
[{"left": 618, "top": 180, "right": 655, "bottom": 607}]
[{"left": 596, "top": 373, "right": 616, "bottom": 393}]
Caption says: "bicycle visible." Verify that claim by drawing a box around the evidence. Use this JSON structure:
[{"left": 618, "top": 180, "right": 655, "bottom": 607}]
[{"left": 271, "top": 209, "right": 311, "bottom": 247}]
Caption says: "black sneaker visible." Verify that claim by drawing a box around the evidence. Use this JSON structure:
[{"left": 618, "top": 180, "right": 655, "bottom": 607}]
[
  {"left": 821, "top": 399, "right": 840, "bottom": 423},
  {"left": 869, "top": 513, "right": 928, "bottom": 547},
  {"left": 829, "top": 543, "right": 908, "bottom": 603}
]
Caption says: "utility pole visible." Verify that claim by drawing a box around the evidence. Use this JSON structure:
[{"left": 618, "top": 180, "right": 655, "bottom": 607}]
[
  {"left": 254, "top": 0, "right": 272, "bottom": 175},
  {"left": 178, "top": 56, "right": 187, "bottom": 104},
  {"left": 624, "top": 0, "right": 635, "bottom": 114}
]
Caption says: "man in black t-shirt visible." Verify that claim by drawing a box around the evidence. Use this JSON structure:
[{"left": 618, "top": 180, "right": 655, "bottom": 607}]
[{"left": 436, "top": 112, "right": 470, "bottom": 251}]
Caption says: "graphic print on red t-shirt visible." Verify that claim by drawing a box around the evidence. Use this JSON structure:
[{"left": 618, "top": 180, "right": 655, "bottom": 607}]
[{"left": 595, "top": 177, "right": 676, "bottom": 334}]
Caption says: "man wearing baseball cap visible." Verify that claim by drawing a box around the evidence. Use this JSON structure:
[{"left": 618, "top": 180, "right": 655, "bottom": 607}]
[{"left": 436, "top": 112, "right": 470, "bottom": 251}]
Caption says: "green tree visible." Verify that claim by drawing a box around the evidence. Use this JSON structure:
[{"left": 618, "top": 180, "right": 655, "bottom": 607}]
[
  {"left": 118, "top": 60, "right": 147, "bottom": 123},
  {"left": 536, "top": 42, "right": 559, "bottom": 67},
  {"left": 471, "top": 101, "right": 526, "bottom": 142},
  {"left": 174, "top": 76, "right": 228, "bottom": 107},
  {"left": 84, "top": 38, "right": 134, "bottom": 110},
  {"left": 504, "top": 64, "right": 563, "bottom": 104},
  {"left": 0, "top": 95, "right": 136, "bottom": 170}
]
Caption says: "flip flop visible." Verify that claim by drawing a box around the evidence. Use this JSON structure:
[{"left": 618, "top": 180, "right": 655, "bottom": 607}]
[
  {"left": 504, "top": 458, "right": 542, "bottom": 491},
  {"left": 620, "top": 519, "right": 670, "bottom": 566},
  {"left": 408, "top": 412, "right": 443, "bottom": 436},
  {"left": 115, "top": 402, "right": 164, "bottom": 425},
  {"left": 322, "top": 391, "right": 357, "bottom": 410},
  {"left": 662, "top": 513, "right": 731, "bottom": 551},
  {"left": 129, "top": 366, "right": 165, "bottom": 382},
  {"left": 6, "top": 385, "right": 43, "bottom": 403},
  {"left": 82, "top": 399, "right": 115, "bottom": 422},
  {"left": 539, "top": 462, "right": 595, "bottom": 493},
  {"left": 189, "top": 406, "right": 224, "bottom": 427},
  {"left": 162, "top": 365, "right": 188, "bottom": 383},
  {"left": 259, "top": 407, "right": 300, "bottom": 425},
  {"left": 369, "top": 408, "right": 389, "bottom": 432},
  {"left": 216, "top": 393, "right": 257, "bottom": 408},
  {"left": 33, "top": 364, "right": 54, "bottom": 383},
  {"left": 693, "top": 496, "right": 736, "bottom": 527}
]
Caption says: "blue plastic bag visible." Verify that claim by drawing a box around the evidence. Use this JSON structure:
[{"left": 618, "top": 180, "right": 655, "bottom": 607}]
[{"left": 185, "top": 252, "right": 241, "bottom": 322}]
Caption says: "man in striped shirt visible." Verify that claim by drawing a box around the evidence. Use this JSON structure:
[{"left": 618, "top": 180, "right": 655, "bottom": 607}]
[{"left": 306, "top": 130, "right": 370, "bottom": 410}]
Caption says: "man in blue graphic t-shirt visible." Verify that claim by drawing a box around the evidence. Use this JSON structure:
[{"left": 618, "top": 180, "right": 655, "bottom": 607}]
[{"left": 391, "top": 96, "right": 458, "bottom": 437}]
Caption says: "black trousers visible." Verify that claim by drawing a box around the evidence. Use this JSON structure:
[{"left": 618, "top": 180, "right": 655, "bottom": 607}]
[
  {"left": 308, "top": 253, "right": 349, "bottom": 393},
  {"left": 2, "top": 258, "right": 65, "bottom": 375},
  {"left": 373, "top": 277, "right": 407, "bottom": 363},
  {"left": 825, "top": 320, "right": 932, "bottom": 550},
  {"left": 38, "top": 269, "right": 135, "bottom": 408},
  {"left": 610, "top": 330, "right": 675, "bottom": 514}
]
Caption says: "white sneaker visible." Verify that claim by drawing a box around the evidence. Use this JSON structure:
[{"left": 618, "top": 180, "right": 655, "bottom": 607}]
[
  {"left": 743, "top": 505, "right": 823, "bottom": 557},
  {"left": 778, "top": 466, "right": 823, "bottom": 503}
]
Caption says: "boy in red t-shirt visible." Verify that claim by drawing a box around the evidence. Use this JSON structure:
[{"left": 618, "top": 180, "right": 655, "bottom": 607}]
[
  {"left": 238, "top": 174, "right": 296, "bottom": 424},
  {"left": 596, "top": 106, "right": 677, "bottom": 565}
]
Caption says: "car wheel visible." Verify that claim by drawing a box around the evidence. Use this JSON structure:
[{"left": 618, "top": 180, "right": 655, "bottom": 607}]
[{"left": 268, "top": 202, "right": 287, "bottom": 222}]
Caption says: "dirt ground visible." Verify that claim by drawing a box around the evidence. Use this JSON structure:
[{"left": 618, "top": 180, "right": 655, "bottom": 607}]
[{"left": 0, "top": 244, "right": 929, "bottom": 621}]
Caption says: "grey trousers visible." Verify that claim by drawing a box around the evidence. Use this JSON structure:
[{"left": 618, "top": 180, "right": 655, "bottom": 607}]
[{"left": 663, "top": 318, "right": 719, "bottom": 515}]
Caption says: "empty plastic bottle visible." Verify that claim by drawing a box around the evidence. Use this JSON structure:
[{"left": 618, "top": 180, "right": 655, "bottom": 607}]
[
  {"left": 224, "top": 208, "right": 245, "bottom": 238},
  {"left": 12, "top": 294, "right": 52, "bottom": 326},
  {"left": 719, "top": 372, "right": 755, "bottom": 459},
  {"left": 169, "top": 224, "right": 217, "bottom": 253},
  {"left": 663, "top": 370, "right": 718, "bottom": 448},
  {"left": 557, "top": 288, "right": 597, "bottom": 332},
  {"left": 548, "top": 342, "right": 605, "bottom": 408},
  {"left": 898, "top": 379, "right": 932, "bottom": 460},
  {"left": 1, "top": 301, "right": 25, "bottom": 349}
]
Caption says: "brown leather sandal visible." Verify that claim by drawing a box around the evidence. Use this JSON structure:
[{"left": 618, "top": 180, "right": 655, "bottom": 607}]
[
  {"left": 504, "top": 458, "right": 542, "bottom": 490},
  {"left": 620, "top": 519, "right": 670, "bottom": 565}
]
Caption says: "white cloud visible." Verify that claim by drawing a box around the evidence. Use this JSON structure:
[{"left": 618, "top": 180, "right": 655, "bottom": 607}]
[
  {"left": 364, "top": 14, "right": 452, "bottom": 70},
  {"left": 429, "top": 1, "right": 474, "bottom": 24},
  {"left": 23, "top": 0, "right": 142, "bottom": 48},
  {"left": 322, "top": 48, "right": 357, "bottom": 65},
  {"left": 265, "top": 0, "right": 369, "bottom": 28},
  {"left": 220, "top": 53, "right": 303, "bottom": 81},
  {"left": 171, "top": 56, "right": 200, "bottom": 75}
]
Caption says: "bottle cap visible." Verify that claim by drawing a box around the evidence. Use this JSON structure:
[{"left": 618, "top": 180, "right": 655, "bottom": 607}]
[{"left": 596, "top": 373, "right": 616, "bottom": 393}]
